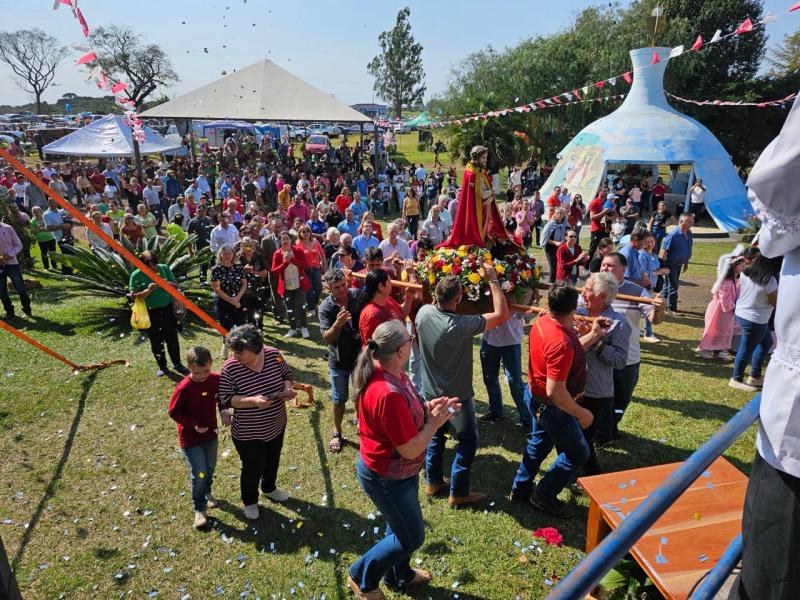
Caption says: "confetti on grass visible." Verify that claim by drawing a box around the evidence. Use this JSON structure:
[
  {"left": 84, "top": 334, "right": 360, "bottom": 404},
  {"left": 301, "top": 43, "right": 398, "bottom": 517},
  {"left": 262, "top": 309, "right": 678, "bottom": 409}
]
[{"left": 655, "top": 553, "right": 668, "bottom": 564}]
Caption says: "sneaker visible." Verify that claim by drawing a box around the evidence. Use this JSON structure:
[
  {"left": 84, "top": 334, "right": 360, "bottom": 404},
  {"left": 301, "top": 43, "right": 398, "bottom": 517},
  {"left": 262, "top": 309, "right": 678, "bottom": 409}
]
[
  {"left": 206, "top": 494, "right": 218, "bottom": 509},
  {"left": 155, "top": 369, "right": 166, "bottom": 377},
  {"left": 698, "top": 349, "right": 714, "bottom": 359},
  {"left": 666, "top": 309, "right": 679, "bottom": 317},
  {"left": 173, "top": 363, "right": 190, "bottom": 376},
  {"left": 716, "top": 351, "right": 733, "bottom": 361},
  {"left": 22, "top": 308, "right": 32, "bottom": 318},
  {"left": 300, "top": 327, "right": 310, "bottom": 339},
  {"left": 529, "top": 491, "right": 574, "bottom": 519},
  {"left": 642, "top": 335, "right": 660, "bottom": 343},
  {"left": 728, "top": 378, "right": 757, "bottom": 392},
  {"left": 284, "top": 329, "right": 297, "bottom": 338},
  {"left": 746, "top": 375, "right": 764, "bottom": 388},
  {"left": 263, "top": 488, "right": 290, "bottom": 503},
  {"left": 243, "top": 504, "right": 259, "bottom": 520},
  {"left": 193, "top": 511, "right": 209, "bottom": 529}
]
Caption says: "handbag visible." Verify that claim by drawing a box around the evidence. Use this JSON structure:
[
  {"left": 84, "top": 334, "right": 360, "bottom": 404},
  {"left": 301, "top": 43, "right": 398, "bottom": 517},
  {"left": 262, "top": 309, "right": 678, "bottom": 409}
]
[{"left": 130, "top": 298, "right": 151, "bottom": 330}]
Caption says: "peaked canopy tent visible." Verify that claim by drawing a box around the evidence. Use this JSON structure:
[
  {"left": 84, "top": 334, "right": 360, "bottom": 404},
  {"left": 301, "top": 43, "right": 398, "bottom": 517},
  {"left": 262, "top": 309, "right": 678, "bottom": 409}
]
[
  {"left": 140, "top": 59, "right": 372, "bottom": 124},
  {"left": 540, "top": 47, "right": 750, "bottom": 232},
  {"left": 42, "top": 114, "right": 183, "bottom": 158},
  {"left": 404, "top": 112, "right": 437, "bottom": 127}
]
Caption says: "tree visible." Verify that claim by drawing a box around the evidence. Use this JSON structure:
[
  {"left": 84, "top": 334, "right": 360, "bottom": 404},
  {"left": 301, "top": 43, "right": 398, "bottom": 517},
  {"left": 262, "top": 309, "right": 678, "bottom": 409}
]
[
  {"left": 769, "top": 28, "right": 800, "bottom": 77},
  {"left": 0, "top": 29, "right": 66, "bottom": 114},
  {"left": 368, "top": 7, "right": 426, "bottom": 119},
  {"left": 90, "top": 25, "right": 179, "bottom": 177}
]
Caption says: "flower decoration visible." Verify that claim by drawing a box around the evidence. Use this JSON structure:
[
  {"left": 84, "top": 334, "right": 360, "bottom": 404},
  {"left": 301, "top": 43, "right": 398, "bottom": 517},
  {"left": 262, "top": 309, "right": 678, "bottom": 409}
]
[
  {"left": 532, "top": 527, "right": 563, "bottom": 546},
  {"left": 415, "top": 244, "right": 540, "bottom": 304}
]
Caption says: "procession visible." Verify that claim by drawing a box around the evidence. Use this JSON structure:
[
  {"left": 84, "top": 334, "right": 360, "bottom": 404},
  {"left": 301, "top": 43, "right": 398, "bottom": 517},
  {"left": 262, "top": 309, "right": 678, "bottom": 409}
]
[{"left": 1, "top": 1, "right": 799, "bottom": 599}]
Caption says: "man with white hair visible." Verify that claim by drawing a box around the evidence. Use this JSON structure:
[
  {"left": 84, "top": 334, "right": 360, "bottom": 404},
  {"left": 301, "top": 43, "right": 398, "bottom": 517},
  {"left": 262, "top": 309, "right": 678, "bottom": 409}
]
[
  {"left": 437, "top": 194, "right": 453, "bottom": 230},
  {"left": 169, "top": 194, "right": 192, "bottom": 231},
  {"left": 577, "top": 272, "right": 630, "bottom": 474},
  {"left": 379, "top": 222, "right": 412, "bottom": 264},
  {"left": 422, "top": 204, "right": 449, "bottom": 245}
]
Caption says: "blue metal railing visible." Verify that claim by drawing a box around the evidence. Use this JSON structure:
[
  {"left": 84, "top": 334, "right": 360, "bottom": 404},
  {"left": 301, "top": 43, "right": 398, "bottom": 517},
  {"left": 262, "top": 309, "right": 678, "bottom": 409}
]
[
  {"left": 691, "top": 533, "right": 742, "bottom": 599},
  {"left": 548, "top": 394, "right": 761, "bottom": 600}
]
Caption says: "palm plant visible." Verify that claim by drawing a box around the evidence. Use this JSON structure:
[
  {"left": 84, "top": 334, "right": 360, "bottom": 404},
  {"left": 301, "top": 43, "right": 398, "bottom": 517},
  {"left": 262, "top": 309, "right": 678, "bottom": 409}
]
[{"left": 52, "top": 234, "right": 212, "bottom": 299}]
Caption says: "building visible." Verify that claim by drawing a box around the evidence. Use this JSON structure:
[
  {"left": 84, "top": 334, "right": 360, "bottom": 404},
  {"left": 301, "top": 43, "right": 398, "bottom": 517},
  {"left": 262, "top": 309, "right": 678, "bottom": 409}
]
[{"left": 350, "top": 103, "right": 389, "bottom": 120}]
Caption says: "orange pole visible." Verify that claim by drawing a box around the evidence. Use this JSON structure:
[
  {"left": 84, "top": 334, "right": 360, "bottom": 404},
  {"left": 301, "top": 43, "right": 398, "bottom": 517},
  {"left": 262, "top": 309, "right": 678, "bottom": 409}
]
[
  {"left": 0, "top": 149, "right": 227, "bottom": 336},
  {"left": 0, "top": 318, "right": 79, "bottom": 370}
]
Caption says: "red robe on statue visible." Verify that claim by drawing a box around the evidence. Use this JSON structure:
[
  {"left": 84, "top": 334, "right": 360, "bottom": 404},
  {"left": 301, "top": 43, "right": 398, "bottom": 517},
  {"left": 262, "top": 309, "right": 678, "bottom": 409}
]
[{"left": 441, "top": 163, "right": 512, "bottom": 248}]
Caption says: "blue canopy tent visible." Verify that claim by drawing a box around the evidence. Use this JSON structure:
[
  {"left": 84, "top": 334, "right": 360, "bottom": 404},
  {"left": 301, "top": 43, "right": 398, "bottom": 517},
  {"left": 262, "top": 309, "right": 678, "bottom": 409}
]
[
  {"left": 541, "top": 47, "right": 749, "bottom": 232},
  {"left": 199, "top": 120, "right": 257, "bottom": 133}
]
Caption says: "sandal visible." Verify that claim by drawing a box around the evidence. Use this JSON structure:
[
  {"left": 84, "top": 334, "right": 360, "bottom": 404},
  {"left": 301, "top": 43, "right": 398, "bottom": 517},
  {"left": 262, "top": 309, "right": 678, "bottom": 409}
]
[{"left": 329, "top": 432, "right": 343, "bottom": 453}]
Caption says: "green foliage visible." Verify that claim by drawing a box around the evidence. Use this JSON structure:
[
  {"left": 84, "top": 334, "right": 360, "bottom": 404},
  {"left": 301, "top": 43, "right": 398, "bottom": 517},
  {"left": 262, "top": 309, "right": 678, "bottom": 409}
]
[
  {"left": 598, "top": 558, "right": 656, "bottom": 599},
  {"left": 0, "top": 186, "right": 33, "bottom": 270},
  {"left": 768, "top": 27, "right": 800, "bottom": 77},
  {"left": 0, "top": 94, "right": 121, "bottom": 116},
  {"left": 52, "top": 234, "right": 212, "bottom": 299},
  {"left": 438, "top": 0, "right": 787, "bottom": 168},
  {"left": 0, "top": 28, "right": 67, "bottom": 114},
  {"left": 367, "top": 7, "right": 426, "bottom": 119}
]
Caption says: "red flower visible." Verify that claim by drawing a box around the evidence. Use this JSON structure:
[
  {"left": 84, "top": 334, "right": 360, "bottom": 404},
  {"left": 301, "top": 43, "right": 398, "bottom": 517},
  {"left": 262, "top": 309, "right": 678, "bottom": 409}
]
[
  {"left": 452, "top": 265, "right": 462, "bottom": 275},
  {"left": 533, "top": 527, "right": 563, "bottom": 546},
  {"left": 434, "top": 260, "right": 445, "bottom": 270}
]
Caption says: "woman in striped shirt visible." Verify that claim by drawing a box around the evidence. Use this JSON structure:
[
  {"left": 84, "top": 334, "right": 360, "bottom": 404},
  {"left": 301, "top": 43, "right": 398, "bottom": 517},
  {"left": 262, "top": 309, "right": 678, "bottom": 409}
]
[{"left": 220, "top": 325, "right": 296, "bottom": 520}]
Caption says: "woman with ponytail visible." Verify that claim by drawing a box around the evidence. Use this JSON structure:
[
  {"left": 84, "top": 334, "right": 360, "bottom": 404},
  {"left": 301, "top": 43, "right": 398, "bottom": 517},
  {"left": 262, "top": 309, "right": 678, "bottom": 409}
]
[
  {"left": 357, "top": 268, "right": 417, "bottom": 347},
  {"left": 347, "top": 320, "right": 460, "bottom": 600}
]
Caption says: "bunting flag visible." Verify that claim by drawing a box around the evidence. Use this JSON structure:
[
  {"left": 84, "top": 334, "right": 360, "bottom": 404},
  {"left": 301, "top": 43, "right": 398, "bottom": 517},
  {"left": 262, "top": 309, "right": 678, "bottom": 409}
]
[
  {"left": 572, "top": 89, "right": 582, "bottom": 100},
  {"left": 666, "top": 91, "right": 797, "bottom": 108},
  {"left": 735, "top": 18, "right": 754, "bottom": 34},
  {"left": 791, "top": 2, "right": 800, "bottom": 12},
  {"left": 595, "top": 80, "right": 605, "bottom": 88},
  {"left": 608, "top": 77, "right": 617, "bottom": 86},
  {"left": 651, "top": 50, "right": 661, "bottom": 64},
  {"left": 622, "top": 71, "right": 632, "bottom": 84},
  {"left": 691, "top": 35, "right": 703, "bottom": 51},
  {"left": 710, "top": 29, "right": 722, "bottom": 43},
  {"left": 75, "top": 51, "right": 96, "bottom": 65},
  {"left": 110, "top": 82, "right": 129, "bottom": 94},
  {"left": 669, "top": 45, "right": 684, "bottom": 58}
]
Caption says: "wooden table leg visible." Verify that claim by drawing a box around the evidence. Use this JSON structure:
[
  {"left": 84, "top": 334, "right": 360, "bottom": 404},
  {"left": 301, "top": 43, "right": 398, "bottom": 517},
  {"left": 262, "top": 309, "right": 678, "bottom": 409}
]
[{"left": 585, "top": 500, "right": 611, "bottom": 553}]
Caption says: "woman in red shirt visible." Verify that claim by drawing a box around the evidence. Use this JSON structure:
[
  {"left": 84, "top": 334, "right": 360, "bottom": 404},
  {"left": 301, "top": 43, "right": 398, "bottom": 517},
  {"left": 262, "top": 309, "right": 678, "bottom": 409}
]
[
  {"left": 347, "top": 319, "right": 459, "bottom": 599},
  {"left": 556, "top": 229, "right": 589, "bottom": 283},
  {"left": 358, "top": 269, "right": 416, "bottom": 347},
  {"left": 271, "top": 231, "right": 310, "bottom": 338},
  {"left": 295, "top": 224, "right": 326, "bottom": 312}
]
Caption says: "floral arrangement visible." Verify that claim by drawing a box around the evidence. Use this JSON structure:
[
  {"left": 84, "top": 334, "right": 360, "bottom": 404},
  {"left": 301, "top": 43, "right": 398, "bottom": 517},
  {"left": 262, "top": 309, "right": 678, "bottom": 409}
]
[
  {"left": 415, "top": 244, "right": 540, "bottom": 304},
  {"left": 532, "top": 527, "right": 564, "bottom": 546}
]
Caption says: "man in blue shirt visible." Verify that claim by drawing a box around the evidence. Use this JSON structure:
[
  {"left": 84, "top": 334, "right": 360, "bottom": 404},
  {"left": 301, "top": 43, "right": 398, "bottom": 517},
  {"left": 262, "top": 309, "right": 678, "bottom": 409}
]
[
  {"left": 618, "top": 232, "right": 651, "bottom": 290},
  {"left": 348, "top": 193, "right": 368, "bottom": 222},
  {"left": 336, "top": 208, "right": 360, "bottom": 238},
  {"left": 659, "top": 213, "right": 694, "bottom": 315},
  {"left": 352, "top": 221, "right": 380, "bottom": 258}
]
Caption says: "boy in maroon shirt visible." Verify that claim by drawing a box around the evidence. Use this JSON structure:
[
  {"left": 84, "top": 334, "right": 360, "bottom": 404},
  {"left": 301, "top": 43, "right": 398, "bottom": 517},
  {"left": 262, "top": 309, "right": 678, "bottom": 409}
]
[{"left": 167, "top": 346, "right": 230, "bottom": 529}]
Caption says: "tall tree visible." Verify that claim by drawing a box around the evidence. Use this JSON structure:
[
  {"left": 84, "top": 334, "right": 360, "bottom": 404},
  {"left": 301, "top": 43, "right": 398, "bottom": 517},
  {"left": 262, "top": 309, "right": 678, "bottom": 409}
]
[
  {"left": 368, "top": 7, "right": 426, "bottom": 119},
  {"left": 90, "top": 25, "right": 178, "bottom": 177},
  {"left": 90, "top": 25, "right": 179, "bottom": 106},
  {"left": 0, "top": 29, "right": 66, "bottom": 114},
  {"left": 769, "top": 28, "right": 800, "bottom": 77}
]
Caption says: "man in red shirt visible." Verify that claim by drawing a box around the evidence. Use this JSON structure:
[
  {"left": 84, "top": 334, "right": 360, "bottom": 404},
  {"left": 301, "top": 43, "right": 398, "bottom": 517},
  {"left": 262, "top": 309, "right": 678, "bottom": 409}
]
[
  {"left": 510, "top": 282, "right": 610, "bottom": 518},
  {"left": 588, "top": 189, "right": 613, "bottom": 261},
  {"left": 358, "top": 268, "right": 417, "bottom": 346},
  {"left": 546, "top": 185, "right": 562, "bottom": 220}
]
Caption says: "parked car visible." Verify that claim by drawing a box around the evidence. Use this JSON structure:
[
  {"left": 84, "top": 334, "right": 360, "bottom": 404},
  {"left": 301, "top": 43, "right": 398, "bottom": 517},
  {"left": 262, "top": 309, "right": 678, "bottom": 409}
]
[
  {"left": 309, "top": 123, "right": 342, "bottom": 136},
  {"left": 304, "top": 134, "right": 329, "bottom": 155},
  {"left": 393, "top": 124, "right": 409, "bottom": 134},
  {"left": 288, "top": 125, "right": 309, "bottom": 141}
]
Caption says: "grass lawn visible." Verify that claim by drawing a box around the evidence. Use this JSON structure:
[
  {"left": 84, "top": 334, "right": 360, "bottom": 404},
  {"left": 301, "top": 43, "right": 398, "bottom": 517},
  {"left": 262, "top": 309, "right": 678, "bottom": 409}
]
[{"left": 0, "top": 237, "right": 758, "bottom": 599}]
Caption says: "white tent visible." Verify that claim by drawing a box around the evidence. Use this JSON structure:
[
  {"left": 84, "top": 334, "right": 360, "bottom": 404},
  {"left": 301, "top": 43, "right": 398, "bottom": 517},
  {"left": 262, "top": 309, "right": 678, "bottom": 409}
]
[
  {"left": 139, "top": 59, "right": 372, "bottom": 123},
  {"left": 43, "top": 114, "right": 182, "bottom": 157}
]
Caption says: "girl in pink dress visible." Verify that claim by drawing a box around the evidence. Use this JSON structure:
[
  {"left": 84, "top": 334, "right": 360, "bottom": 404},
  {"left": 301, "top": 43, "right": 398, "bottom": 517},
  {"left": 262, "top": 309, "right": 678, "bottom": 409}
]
[{"left": 698, "top": 247, "right": 745, "bottom": 359}]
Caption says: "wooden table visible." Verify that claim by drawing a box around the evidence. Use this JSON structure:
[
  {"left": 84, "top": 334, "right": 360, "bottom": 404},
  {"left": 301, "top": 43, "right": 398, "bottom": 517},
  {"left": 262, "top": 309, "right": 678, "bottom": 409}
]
[{"left": 577, "top": 457, "right": 748, "bottom": 600}]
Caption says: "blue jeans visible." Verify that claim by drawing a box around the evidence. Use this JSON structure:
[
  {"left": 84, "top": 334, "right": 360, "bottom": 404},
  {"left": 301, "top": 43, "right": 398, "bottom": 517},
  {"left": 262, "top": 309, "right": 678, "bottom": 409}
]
[
  {"left": 349, "top": 457, "right": 424, "bottom": 592},
  {"left": 511, "top": 388, "right": 589, "bottom": 500},
  {"left": 0, "top": 264, "right": 31, "bottom": 316},
  {"left": 329, "top": 366, "right": 350, "bottom": 405},
  {"left": 662, "top": 261, "right": 682, "bottom": 311},
  {"left": 425, "top": 396, "right": 478, "bottom": 497},
  {"left": 408, "top": 325, "right": 422, "bottom": 391},
  {"left": 652, "top": 228, "right": 667, "bottom": 253},
  {"left": 479, "top": 340, "right": 530, "bottom": 428},
  {"left": 181, "top": 437, "right": 218, "bottom": 512},
  {"left": 733, "top": 317, "right": 773, "bottom": 381},
  {"left": 306, "top": 267, "right": 322, "bottom": 311},
  {"left": 643, "top": 318, "right": 653, "bottom": 337}
]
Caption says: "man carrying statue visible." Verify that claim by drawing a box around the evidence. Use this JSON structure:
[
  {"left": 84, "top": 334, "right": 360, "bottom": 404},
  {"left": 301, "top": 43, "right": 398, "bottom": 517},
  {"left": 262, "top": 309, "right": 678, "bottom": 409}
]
[{"left": 442, "top": 146, "right": 514, "bottom": 248}]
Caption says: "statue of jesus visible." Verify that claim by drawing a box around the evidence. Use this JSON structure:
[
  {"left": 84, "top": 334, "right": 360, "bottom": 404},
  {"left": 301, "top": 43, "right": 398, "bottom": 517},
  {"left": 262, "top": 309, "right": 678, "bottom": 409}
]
[{"left": 441, "top": 145, "right": 514, "bottom": 248}]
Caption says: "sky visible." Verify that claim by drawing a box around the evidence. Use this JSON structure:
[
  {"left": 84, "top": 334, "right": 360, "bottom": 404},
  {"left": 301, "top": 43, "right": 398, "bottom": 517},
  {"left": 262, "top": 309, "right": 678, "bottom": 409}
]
[{"left": 0, "top": 0, "right": 797, "bottom": 109}]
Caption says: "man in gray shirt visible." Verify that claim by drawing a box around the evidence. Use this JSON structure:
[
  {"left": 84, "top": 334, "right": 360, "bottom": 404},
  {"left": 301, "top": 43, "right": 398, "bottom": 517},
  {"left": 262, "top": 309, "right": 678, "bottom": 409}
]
[
  {"left": 416, "top": 268, "right": 509, "bottom": 507},
  {"left": 577, "top": 272, "right": 630, "bottom": 474}
]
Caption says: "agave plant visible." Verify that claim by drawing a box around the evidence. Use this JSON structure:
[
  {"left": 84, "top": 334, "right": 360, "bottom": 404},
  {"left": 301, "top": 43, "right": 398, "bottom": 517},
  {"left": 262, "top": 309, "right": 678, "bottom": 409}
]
[{"left": 52, "top": 234, "right": 213, "bottom": 299}]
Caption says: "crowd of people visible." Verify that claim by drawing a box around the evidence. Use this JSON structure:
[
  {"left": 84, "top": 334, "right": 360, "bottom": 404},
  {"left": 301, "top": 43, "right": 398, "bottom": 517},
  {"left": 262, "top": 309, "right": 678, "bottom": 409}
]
[{"left": 1, "top": 133, "right": 785, "bottom": 600}]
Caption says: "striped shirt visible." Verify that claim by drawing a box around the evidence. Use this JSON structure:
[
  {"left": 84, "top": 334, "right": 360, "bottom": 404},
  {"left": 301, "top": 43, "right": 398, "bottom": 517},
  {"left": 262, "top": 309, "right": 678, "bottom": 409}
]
[{"left": 219, "top": 347, "right": 293, "bottom": 441}]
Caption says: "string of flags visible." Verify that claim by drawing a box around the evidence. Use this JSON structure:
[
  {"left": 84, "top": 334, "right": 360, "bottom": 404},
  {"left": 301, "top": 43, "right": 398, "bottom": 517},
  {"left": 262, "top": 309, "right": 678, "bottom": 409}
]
[
  {"left": 404, "top": 5, "right": 800, "bottom": 129},
  {"left": 666, "top": 91, "right": 798, "bottom": 109},
  {"left": 52, "top": 0, "right": 146, "bottom": 143}
]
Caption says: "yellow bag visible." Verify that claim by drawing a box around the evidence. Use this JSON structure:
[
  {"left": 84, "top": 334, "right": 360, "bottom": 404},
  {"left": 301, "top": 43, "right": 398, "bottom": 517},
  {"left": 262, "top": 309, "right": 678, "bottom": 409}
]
[{"left": 130, "top": 298, "right": 151, "bottom": 330}]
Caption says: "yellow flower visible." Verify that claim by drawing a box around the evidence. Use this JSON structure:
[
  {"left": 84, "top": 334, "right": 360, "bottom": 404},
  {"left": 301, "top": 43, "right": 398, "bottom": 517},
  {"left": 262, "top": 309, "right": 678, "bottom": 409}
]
[
  {"left": 483, "top": 252, "right": 492, "bottom": 263},
  {"left": 428, "top": 273, "right": 436, "bottom": 285},
  {"left": 458, "top": 245, "right": 468, "bottom": 253},
  {"left": 457, "top": 249, "right": 467, "bottom": 257},
  {"left": 532, "top": 267, "right": 541, "bottom": 280},
  {"left": 494, "top": 263, "right": 505, "bottom": 275},
  {"left": 521, "top": 270, "right": 531, "bottom": 281},
  {"left": 468, "top": 272, "right": 481, "bottom": 285},
  {"left": 442, "top": 264, "right": 452, "bottom": 274}
]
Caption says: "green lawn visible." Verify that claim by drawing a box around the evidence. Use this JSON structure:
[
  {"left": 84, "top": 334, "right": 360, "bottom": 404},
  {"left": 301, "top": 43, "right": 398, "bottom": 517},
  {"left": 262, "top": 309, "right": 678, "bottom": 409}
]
[{"left": 0, "top": 239, "right": 757, "bottom": 599}]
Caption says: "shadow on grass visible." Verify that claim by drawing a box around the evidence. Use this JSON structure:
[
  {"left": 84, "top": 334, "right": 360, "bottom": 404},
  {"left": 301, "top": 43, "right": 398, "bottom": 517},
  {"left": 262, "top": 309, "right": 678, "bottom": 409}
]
[
  {"left": 11, "top": 371, "right": 97, "bottom": 570},
  {"left": 636, "top": 396, "right": 738, "bottom": 423}
]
